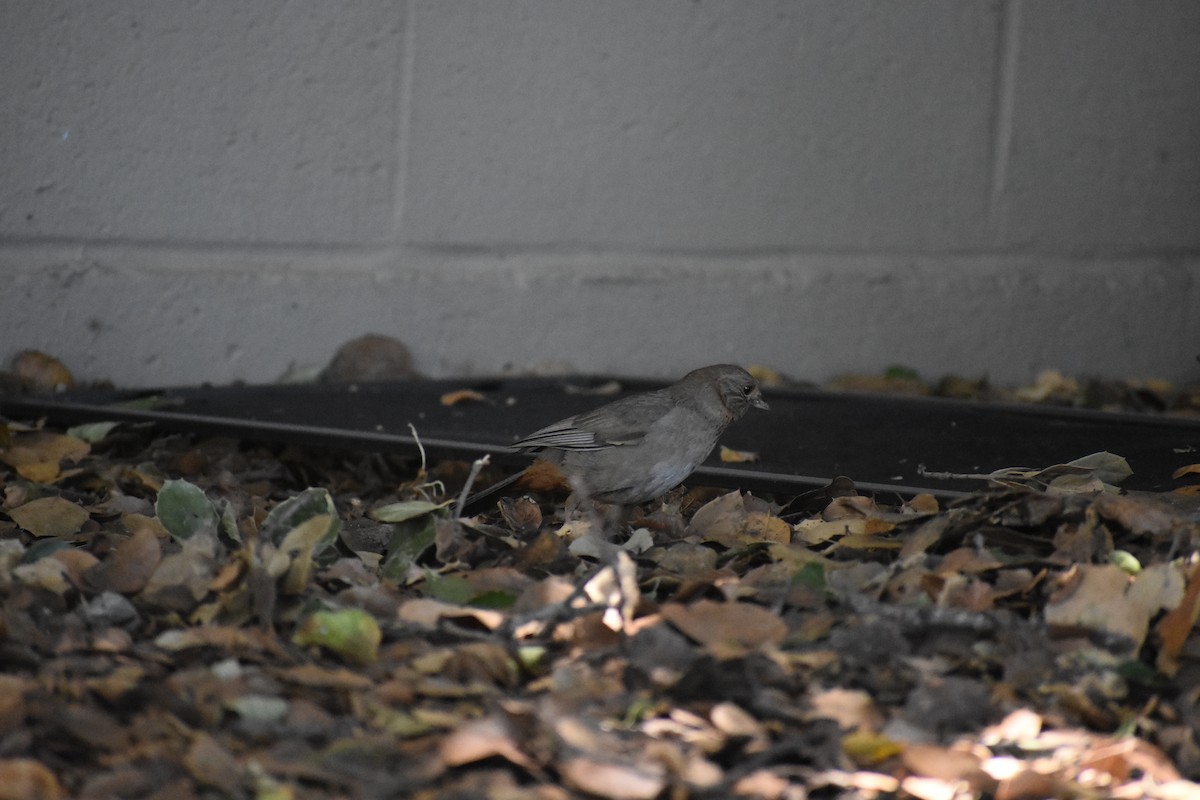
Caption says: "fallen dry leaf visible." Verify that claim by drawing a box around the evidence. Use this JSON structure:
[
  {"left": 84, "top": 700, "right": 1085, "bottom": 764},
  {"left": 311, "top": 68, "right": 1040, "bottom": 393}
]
[
  {"left": 660, "top": 599, "right": 787, "bottom": 657},
  {"left": 86, "top": 522, "right": 162, "bottom": 594},
  {"left": 139, "top": 530, "right": 219, "bottom": 611},
  {"left": 0, "top": 431, "right": 89, "bottom": 470},
  {"left": 292, "top": 607, "right": 381, "bottom": 666},
  {"left": 560, "top": 757, "right": 666, "bottom": 800},
  {"left": 0, "top": 410, "right": 1195, "bottom": 798},
  {"left": 718, "top": 445, "right": 759, "bottom": 463},
  {"left": 807, "top": 687, "right": 884, "bottom": 732},
  {"left": 398, "top": 598, "right": 505, "bottom": 631},
  {"left": 1154, "top": 560, "right": 1200, "bottom": 675},
  {"left": 0, "top": 758, "right": 65, "bottom": 800},
  {"left": 439, "top": 714, "right": 536, "bottom": 770},
  {"left": 184, "top": 733, "right": 243, "bottom": 795},
  {"left": 1045, "top": 563, "right": 1185, "bottom": 650},
  {"left": 440, "top": 389, "right": 489, "bottom": 406},
  {"left": 7, "top": 496, "right": 89, "bottom": 538}
]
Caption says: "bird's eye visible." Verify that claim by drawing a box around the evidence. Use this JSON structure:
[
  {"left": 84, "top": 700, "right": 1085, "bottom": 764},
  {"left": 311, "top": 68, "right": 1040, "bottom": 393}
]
[{"left": 742, "top": 384, "right": 754, "bottom": 396}]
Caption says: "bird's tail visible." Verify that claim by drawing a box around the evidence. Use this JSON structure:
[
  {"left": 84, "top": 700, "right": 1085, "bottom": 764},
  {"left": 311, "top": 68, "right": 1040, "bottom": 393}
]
[{"left": 459, "top": 459, "right": 571, "bottom": 515}]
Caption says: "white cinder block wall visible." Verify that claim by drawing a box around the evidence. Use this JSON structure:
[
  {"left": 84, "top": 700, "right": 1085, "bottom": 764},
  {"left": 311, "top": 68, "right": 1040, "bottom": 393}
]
[{"left": 2, "top": 1, "right": 1198, "bottom": 387}]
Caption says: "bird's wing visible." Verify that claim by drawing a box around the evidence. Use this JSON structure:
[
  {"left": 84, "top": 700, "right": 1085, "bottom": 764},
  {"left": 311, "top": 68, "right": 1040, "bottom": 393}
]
[{"left": 512, "top": 390, "right": 673, "bottom": 452}]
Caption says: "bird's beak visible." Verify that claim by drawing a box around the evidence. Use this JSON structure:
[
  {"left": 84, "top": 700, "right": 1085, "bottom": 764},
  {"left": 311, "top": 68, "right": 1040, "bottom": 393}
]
[{"left": 750, "top": 391, "right": 769, "bottom": 411}]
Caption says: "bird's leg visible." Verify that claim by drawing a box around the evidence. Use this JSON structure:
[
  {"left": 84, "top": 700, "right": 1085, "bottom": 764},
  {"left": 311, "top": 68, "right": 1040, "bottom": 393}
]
[
  {"left": 602, "top": 502, "right": 632, "bottom": 541},
  {"left": 565, "top": 475, "right": 624, "bottom": 542}
]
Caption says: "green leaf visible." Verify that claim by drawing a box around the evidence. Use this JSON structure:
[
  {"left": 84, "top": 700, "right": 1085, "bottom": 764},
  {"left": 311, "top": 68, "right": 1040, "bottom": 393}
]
[
  {"left": 277, "top": 514, "right": 335, "bottom": 595},
  {"left": 516, "top": 645, "right": 547, "bottom": 672},
  {"left": 66, "top": 421, "right": 120, "bottom": 444},
  {"left": 380, "top": 516, "right": 437, "bottom": 582},
  {"left": 369, "top": 499, "right": 449, "bottom": 523},
  {"left": 261, "top": 488, "right": 341, "bottom": 552},
  {"left": 1066, "top": 451, "right": 1133, "bottom": 486},
  {"left": 1109, "top": 549, "right": 1142, "bottom": 575},
  {"left": 469, "top": 590, "right": 517, "bottom": 609},
  {"left": 372, "top": 707, "right": 434, "bottom": 737},
  {"left": 292, "top": 608, "right": 380, "bottom": 666},
  {"left": 1116, "top": 659, "right": 1166, "bottom": 687},
  {"left": 155, "top": 479, "right": 219, "bottom": 542},
  {"left": 792, "top": 561, "right": 827, "bottom": 592},
  {"left": 422, "top": 571, "right": 475, "bottom": 604},
  {"left": 215, "top": 497, "right": 241, "bottom": 544}
]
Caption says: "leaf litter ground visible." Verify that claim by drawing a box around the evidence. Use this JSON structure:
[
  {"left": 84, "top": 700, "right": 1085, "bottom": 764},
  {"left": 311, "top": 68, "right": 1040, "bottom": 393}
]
[{"left": 1, "top": 416, "right": 1200, "bottom": 799}]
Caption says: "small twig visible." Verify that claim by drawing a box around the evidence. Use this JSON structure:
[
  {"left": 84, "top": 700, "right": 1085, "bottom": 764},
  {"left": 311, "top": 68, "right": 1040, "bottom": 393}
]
[
  {"left": 407, "top": 422, "right": 428, "bottom": 478},
  {"left": 454, "top": 454, "right": 491, "bottom": 518},
  {"left": 499, "top": 561, "right": 611, "bottom": 638},
  {"left": 917, "top": 463, "right": 995, "bottom": 481},
  {"left": 400, "top": 422, "right": 447, "bottom": 500}
]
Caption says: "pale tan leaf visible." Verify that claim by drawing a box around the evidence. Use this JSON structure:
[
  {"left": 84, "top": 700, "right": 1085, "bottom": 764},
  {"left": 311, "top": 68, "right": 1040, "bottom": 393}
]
[
  {"left": 560, "top": 757, "right": 666, "bottom": 800},
  {"left": 1045, "top": 563, "right": 1185, "bottom": 649},
  {"left": 8, "top": 497, "right": 89, "bottom": 538}
]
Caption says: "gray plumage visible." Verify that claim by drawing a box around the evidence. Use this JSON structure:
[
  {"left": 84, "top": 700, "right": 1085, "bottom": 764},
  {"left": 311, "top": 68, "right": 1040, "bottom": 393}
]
[{"left": 508, "top": 364, "right": 768, "bottom": 505}]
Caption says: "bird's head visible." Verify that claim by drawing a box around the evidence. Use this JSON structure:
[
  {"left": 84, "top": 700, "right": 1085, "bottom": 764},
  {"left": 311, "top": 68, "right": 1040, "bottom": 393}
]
[{"left": 683, "top": 364, "right": 769, "bottom": 421}]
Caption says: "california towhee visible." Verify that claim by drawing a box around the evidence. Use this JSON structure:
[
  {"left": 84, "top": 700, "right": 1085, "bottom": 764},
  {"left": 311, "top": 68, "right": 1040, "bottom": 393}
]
[{"left": 468, "top": 364, "right": 768, "bottom": 508}]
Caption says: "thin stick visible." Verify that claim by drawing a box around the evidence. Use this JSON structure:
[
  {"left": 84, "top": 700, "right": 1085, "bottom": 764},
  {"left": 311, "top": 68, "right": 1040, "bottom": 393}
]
[
  {"left": 407, "top": 422, "right": 428, "bottom": 478},
  {"left": 455, "top": 454, "right": 491, "bottom": 518}
]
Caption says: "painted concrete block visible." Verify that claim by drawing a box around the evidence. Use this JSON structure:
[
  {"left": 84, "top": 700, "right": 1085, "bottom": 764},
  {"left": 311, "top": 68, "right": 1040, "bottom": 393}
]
[
  {"left": 0, "top": 2, "right": 404, "bottom": 244},
  {"left": 403, "top": 1, "right": 999, "bottom": 251},
  {"left": 1002, "top": 1, "right": 1200, "bottom": 249}
]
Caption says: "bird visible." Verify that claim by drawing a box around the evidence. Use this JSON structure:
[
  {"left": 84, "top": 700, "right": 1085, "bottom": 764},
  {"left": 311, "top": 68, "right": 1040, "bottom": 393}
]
[{"left": 465, "top": 364, "right": 769, "bottom": 511}]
